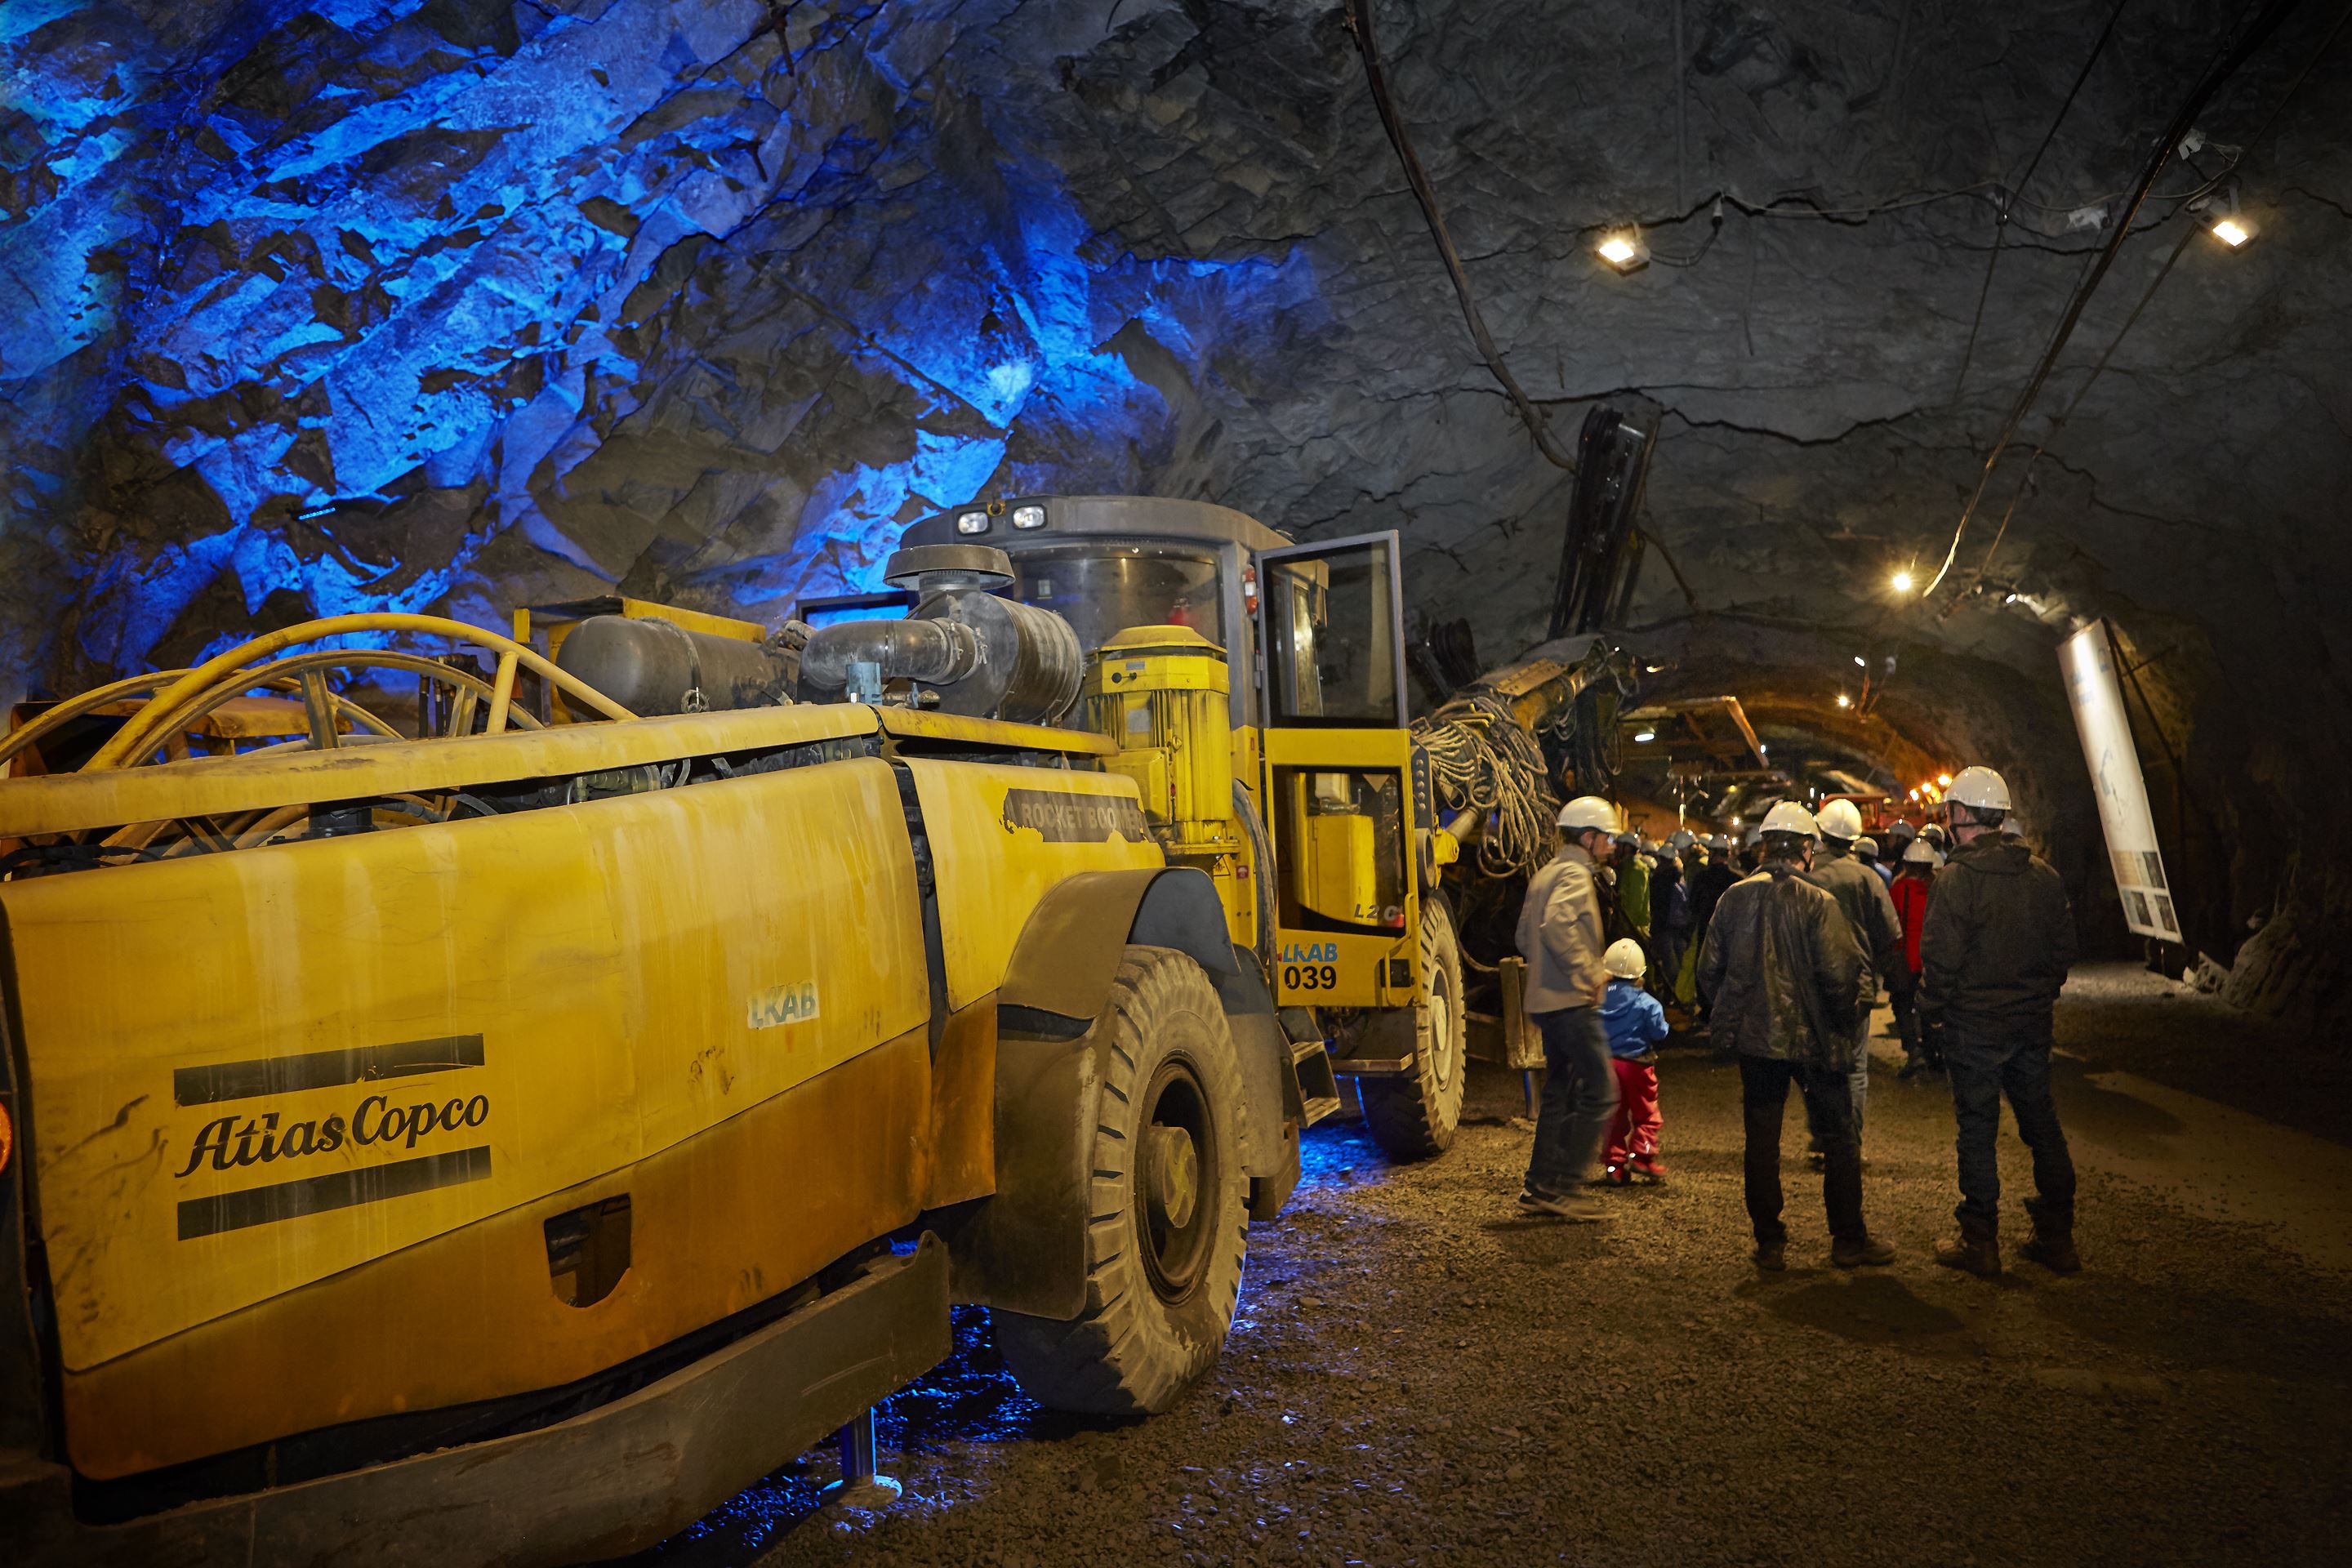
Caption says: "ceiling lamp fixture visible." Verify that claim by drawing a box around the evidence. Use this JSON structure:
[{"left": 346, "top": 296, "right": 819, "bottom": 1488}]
[
  {"left": 1836, "top": 693, "right": 1852, "bottom": 709},
  {"left": 1633, "top": 728, "right": 1657, "bottom": 743},
  {"left": 1890, "top": 569, "right": 1915, "bottom": 594},
  {"left": 2210, "top": 215, "right": 2254, "bottom": 248},
  {"left": 1596, "top": 228, "right": 1650, "bottom": 274}
]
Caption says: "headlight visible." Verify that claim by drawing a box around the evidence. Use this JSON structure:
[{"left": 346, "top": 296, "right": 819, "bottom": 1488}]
[
  {"left": 1011, "top": 504, "right": 1047, "bottom": 530},
  {"left": 955, "top": 510, "right": 990, "bottom": 536}
]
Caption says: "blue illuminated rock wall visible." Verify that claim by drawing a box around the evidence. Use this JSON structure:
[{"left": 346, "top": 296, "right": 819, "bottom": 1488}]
[{"left": 0, "top": 0, "right": 1323, "bottom": 688}]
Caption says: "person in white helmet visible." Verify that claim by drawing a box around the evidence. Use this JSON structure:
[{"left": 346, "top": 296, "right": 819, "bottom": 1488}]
[
  {"left": 1696, "top": 802, "right": 1892, "bottom": 1270},
  {"left": 1597, "top": 938, "right": 1670, "bottom": 1183},
  {"left": 1514, "top": 796, "right": 1625, "bottom": 1220},
  {"left": 1855, "top": 835, "right": 1889, "bottom": 888},
  {"left": 1802, "top": 797, "right": 1904, "bottom": 1143},
  {"left": 1921, "top": 765, "right": 2080, "bottom": 1276}
]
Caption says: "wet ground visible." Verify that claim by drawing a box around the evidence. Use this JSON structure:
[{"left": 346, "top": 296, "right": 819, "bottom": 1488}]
[{"left": 621, "top": 964, "right": 2352, "bottom": 1566}]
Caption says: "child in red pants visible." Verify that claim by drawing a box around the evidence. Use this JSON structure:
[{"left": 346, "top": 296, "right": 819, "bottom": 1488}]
[{"left": 1598, "top": 938, "right": 1670, "bottom": 1183}]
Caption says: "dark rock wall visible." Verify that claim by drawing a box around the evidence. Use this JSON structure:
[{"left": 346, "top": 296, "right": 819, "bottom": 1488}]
[{"left": 2, "top": 0, "right": 2345, "bottom": 1012}]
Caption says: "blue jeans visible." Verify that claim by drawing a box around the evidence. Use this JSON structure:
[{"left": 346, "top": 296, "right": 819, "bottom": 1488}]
[
  {"left": 1526, "top": 1007, "right": 1619, "bottom": 1196},
  {"left": 1945, "top": 1031, "right": 2076, "bottom": 1229}
]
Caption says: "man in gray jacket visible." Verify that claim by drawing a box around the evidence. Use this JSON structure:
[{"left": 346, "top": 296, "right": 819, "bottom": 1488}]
[
  {"left": 1516, "top": 795, "right": 1624, "bottom": 1221},
  {"left": 1697, "top": 802, "right": 1892, "bottom": 1271},
  {"left": 1923, "top": 765, "right": 2080, "bottom": 1276}
]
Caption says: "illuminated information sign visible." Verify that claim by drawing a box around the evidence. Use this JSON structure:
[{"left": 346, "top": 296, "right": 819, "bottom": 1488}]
[{"left": 2058, "top": 621, "right": 2179, "bottom": 940}]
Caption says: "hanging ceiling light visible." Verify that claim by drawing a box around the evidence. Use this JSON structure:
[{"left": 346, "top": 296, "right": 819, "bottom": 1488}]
[
  {"left": 1596, "top": 229, "right": 1650, "bottom": 274},
  {"left": 1890, "top": 570, "right": 1915, "bottom": 594},
  {"left": 2210, "top": 215, "right": 2255, "bottom": 247},
  {"left": 1836, "top": 693, "right": 1852, "bottom": 709}
]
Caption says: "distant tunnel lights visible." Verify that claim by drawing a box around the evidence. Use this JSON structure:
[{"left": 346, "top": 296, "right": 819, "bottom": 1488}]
[
  {"left": 1633, "top": 728, "right": 1657, "bottom": 743},
  {"left": 1596, "top": 229, "right": 1650, "bottom": 274},
  {"left": 1836, "top": 693, "right": 1852, "bottom": 709},
  {"left": 1890, "top": 570, "right": 1915, "bottom": 594}
]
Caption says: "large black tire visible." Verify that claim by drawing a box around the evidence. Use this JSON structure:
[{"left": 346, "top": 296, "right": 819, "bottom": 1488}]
[
  {"left": 993, "top": 945, "right": 1251, "bottom": 1414},
  {"left": 1358, "top": 896, "right": 1467, "bottom": 1158}
]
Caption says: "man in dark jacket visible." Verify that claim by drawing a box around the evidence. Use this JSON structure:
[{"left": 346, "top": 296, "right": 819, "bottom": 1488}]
[
  {"left": 1686, "top": 837, "right": 1739, "bottom": 1023},
  {"left": 1921, "top": 765, "right": 2080, "bottom": 1276},
  {"left": 1697, "top": 803, "right": 1892, "bottom": 1272}
]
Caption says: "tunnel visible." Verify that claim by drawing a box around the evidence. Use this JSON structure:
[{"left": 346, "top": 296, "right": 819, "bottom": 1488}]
[{"left": 2, "top": 2, "right": 2348, "bottom": 1565}]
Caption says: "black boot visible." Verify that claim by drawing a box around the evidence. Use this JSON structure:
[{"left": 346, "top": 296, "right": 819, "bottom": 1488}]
[{"left": 2020, "top": 1198, "right": 2081, "bottom": 1274}]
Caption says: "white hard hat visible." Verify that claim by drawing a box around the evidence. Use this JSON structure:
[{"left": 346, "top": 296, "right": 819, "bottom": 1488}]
[
  {"left": 1670, "top": 829, "right": 1695, "bottom": 850},
  {"left": 1854, "top": 835, "right": 1879, "bottom": 858},
  {"left": 1558, "top": 795, "right": 1620, "bottom": 833},
  {"left": 1902, "top": 840, "right": 1944, "bottom": 866},
  {"left": 1602, "top": 938, "right": 1649, "bottom": 978},
  {"left": 1761, "top": 801, "right": 1819, "bottom": 839},
  {"left": 1815, "top": 799, "right": 1864, "bottom": 842},
  {"left": 1946, "top": 765, "right": 2011, "bottom": 812},
  {"left": 1744, "top": 824, "right": 1764, "bottom": 846},
  {"left": 2000, "top": 817, "right": 2024, "bottom": 836},
  {"left": 1615, "top": 830, "right": 1640, "bottom": 847}
]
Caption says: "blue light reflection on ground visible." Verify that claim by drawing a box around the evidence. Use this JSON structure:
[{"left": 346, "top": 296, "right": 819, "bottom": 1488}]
[{"left": 626, "top": 1115, "right": 1389, "bottom": 1563}]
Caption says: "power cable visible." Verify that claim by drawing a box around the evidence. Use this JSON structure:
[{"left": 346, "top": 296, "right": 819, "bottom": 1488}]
[
  {"left": 1919, "top": 0, "right": 2310, "bottom": 600},
  {"left": 1950, "top": 0, "right": 2135, "bottom": 406},
  {"left": 1343, "top": 0, "right": 1576, "bottom": 471},
  {"left": 1959, "top": 0, "right": 2352, "bottom": 595},
  {"left": 1346, "top": 0, "right": 1704, "bottom": 617}
]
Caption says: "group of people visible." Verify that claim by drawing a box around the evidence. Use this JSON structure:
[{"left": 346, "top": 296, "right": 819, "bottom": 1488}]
[{"left": 1514, "top": 767, "right": 2081, "bottom": 1278}]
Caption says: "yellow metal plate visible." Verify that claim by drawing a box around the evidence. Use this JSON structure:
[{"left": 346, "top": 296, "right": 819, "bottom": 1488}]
[
  {"left": 7, "top": 758, "right": 927, "bottom": 1370},
  {"left": 878, "top": 707, "right": 1117, "bottom": 755},
  {"left": 1260, "top": 726, "right": 1414, "bottom": 768},
  {"left": 902, "top": 758, "right": 1162, "bottom": 1011},
  {"left": 0, "top": 703, "right": 882, "bottom": 840},
  {"left": 63, "top": 1027, "right": 937, "bottom": 1478}
]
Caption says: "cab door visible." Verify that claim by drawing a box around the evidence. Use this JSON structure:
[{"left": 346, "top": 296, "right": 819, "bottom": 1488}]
[{"left": 1253, "top": 533, "right": 1423, "bottom": 1010}]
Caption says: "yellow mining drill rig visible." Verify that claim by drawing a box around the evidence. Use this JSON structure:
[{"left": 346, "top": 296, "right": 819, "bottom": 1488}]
[{"left": 0, "top": 495, "right": 1624, "bottom": 1566}]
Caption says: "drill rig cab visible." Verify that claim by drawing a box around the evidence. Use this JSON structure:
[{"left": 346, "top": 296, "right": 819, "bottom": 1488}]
[{"left": 884, "top": 497, "right": 1466, "bottom": 1158}]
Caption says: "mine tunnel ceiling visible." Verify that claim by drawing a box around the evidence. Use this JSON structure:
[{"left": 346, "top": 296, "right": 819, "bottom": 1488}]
[{"left": 2, "top": 1, "right": 2346, "bottom": 1004}]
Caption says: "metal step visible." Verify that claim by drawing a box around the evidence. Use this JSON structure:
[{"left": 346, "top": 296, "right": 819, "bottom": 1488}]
[
  {"left": 1292, "top": 1038, "right": 1341, "bottom": 1114},
  {"left": 1299, "top": 1094, "right": 1344, "bottom": 1127},
  {"left": 1330, "top": 1054, "right": 1416, "bottom": 1077}
]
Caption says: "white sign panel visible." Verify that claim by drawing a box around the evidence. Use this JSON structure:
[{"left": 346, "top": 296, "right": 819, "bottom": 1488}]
[{"left": 2058, "top": 621, "right": 2179, "bottom": 940}]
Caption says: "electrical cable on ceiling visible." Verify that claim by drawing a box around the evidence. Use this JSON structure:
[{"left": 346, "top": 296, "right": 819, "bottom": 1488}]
[
  {"left": 1949, "top": 0, "right": 2135, "bottom": 406},
  {"left": 1958, "top": 0, "right": 2352, "bottom": 597},
  {"left": 1918, "top": 0, "right": 2311, "bottom": 601},
  {"left": 1343, "top": 0, "right": 1576, "bottom": 472},
  {"left": 1346, "top": 0, "right": 1707, "bottom": 617}
]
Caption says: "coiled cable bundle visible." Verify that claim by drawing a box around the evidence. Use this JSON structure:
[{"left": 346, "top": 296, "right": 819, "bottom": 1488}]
[{"left": 1411, "top": 691, "right": 1561, "bottom": 880}]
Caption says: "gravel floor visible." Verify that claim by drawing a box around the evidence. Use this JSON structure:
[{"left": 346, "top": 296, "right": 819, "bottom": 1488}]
[{"left": 622, "top": 975, "right": 2352, "bottom": 1567}]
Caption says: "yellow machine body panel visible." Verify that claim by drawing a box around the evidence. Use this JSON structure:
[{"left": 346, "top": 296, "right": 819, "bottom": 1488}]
[
  {"left": 902, "top": 758, "right": 1163, "bottom": 1012},
  {"left": 5, "top": 757, "right": 929, "bottom": 1379},
  {"left": 1261, "top": 726, "right": 1421, "bottom": 1009}
]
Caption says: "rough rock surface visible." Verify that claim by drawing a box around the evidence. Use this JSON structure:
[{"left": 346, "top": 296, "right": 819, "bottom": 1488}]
[
  {"left": 2, "top": 1, "right": 2346, "bottom": 1008},
  {"left": 614, "top": 978, "right": 2352, "bottom": 1566}
]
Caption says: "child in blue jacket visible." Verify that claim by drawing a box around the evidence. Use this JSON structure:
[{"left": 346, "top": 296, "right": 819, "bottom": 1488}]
[{"left": 1599, "top": 938, "right": 1671, "bottom": 1183}]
